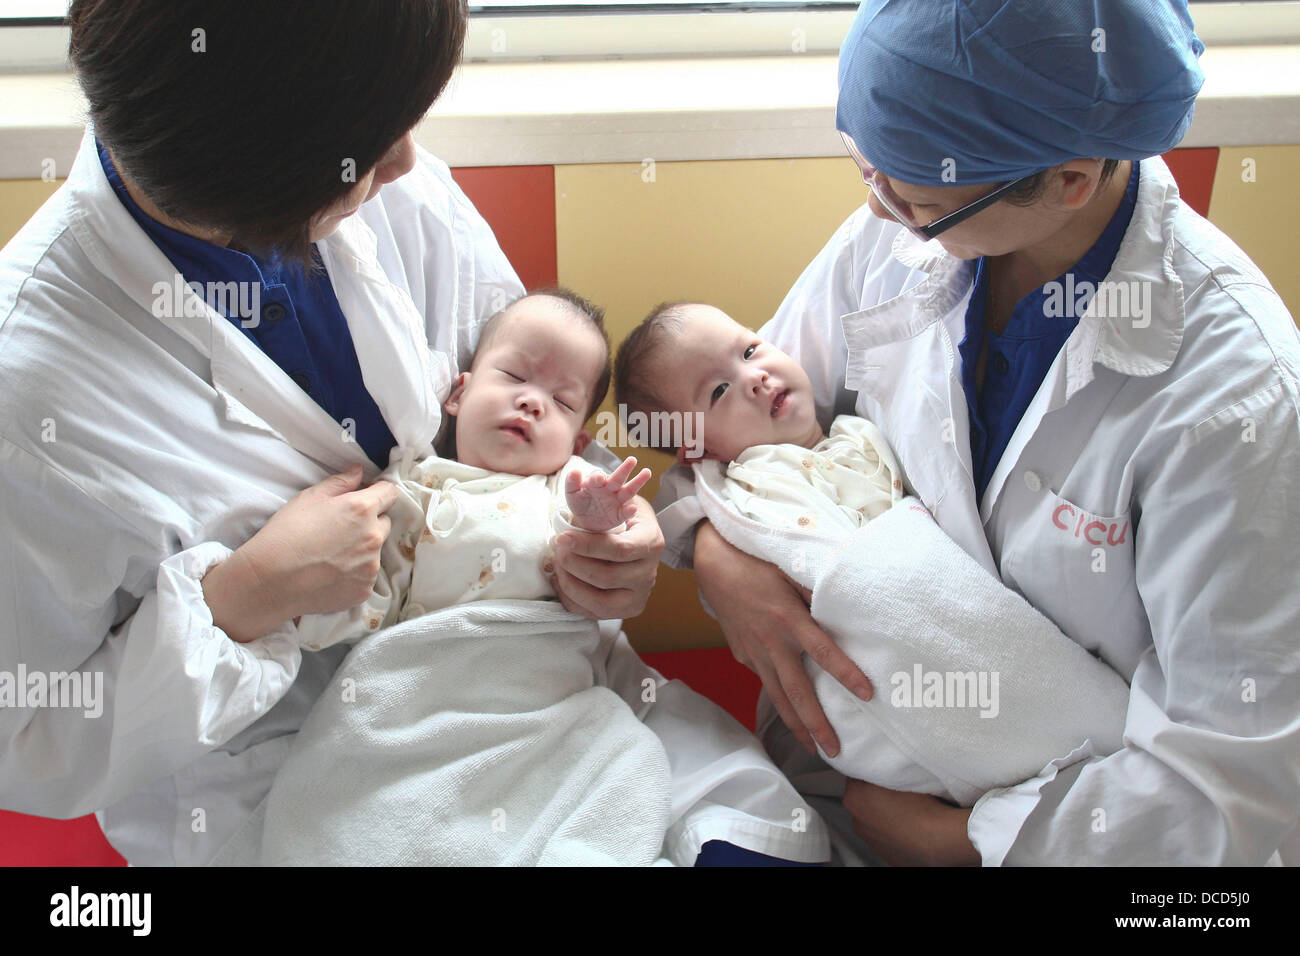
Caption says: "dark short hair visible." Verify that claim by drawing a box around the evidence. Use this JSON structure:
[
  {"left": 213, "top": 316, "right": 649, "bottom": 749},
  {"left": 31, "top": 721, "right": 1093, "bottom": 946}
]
[
  {"left": 473, "top": 287, "right": 612, "bottom": 421},
  {"left": 612, "top": 301, "right": 692, "bottom": 450},
  {"left": 69, "top": 0, "right": 467, "bottom": 263},
  {"left": 1005, "top": 158, "right": 1122, "bottom": 207}
]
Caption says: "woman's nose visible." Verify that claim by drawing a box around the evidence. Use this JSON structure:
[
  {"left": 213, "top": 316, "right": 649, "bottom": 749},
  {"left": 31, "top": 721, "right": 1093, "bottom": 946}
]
[
  {"left": 373, "top": 132, "right": 417, "bottom": 187},
  {"left": 865, "top": 190, "right": 903, "bottom": 226}
]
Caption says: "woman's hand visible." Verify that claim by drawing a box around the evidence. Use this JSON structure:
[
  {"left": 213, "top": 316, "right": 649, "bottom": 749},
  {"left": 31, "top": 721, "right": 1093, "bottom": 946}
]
[
  {"left": 550, "top": 494, "right": 664, "bottom": 621},
  {"left": 693, "top": 519, "right": 873, "bottom": 758},
  {"left": 203, "top": 464, "right": 399, "bottom": 642},
  {"left": 843, "top": 779, "right": 981, "bottom": 866}
]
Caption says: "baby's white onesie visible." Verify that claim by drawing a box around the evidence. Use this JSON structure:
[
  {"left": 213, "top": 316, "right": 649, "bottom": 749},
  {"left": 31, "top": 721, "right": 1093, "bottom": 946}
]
[
  {"left": 297, "top": 453, "right": 604, "bottom": 650},
  {"left": 717, "top": 414, "right": 906, "bottom": 536}
]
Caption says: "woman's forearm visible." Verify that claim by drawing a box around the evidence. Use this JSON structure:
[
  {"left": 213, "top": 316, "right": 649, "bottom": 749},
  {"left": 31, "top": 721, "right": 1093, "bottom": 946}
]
[{"left": 201, "top": 547, "right": 295, "bottom": 643}]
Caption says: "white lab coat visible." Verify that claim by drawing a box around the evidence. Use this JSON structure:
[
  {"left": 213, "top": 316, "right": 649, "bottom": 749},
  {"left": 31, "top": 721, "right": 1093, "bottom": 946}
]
[
  {"left": 658, "top": 157, "right": 1300, "bottom": 865},
  {"left": 0, "top": 130, "right": 522, "bottom": 864}
]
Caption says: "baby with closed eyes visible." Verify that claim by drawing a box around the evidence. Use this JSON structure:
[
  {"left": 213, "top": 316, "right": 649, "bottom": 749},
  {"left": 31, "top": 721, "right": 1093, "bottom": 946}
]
[{"left": 299, "top": 288, "right": 649, "bottom": 648}]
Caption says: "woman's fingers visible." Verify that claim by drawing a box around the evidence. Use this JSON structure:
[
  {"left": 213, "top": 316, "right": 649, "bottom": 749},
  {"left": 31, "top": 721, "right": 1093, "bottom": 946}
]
[
  {"left": 356, "top": 477, "right": 399, "bottom": 514},
  {"left": 770, "top": 637, "right": 841, "bottom": 758},
  {"left": 798, "top": 621, "right": 874, "bottom": 703},
  {"left": 693, "top": 518, "right": 868, "bottom": 756},
  {"left": 554, "top": 546, "right": 656, "bottom": 591},
  {"left": 550, "top": 569, "right": 604, "bottom": 621},
  {"left": 551, "top": 562, "right": 632, "bottom": 621},
  {"left": 753, "top": 657, "right": 819, "bottom": 757},
  {"left": 782, "top": 572, "right": 813, "bottom": 607},
  {"left": 558, "top": 524, "right": 660, "bottom": 565}
]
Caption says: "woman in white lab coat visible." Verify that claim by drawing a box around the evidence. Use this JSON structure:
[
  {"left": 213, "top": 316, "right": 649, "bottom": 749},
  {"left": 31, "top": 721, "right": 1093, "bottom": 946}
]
[
  {"left": 672, "top": 0, "right": 1300, "bottom": 864},
  {"left": 0, "top": 0, "right": 663, "bottom": 864}
]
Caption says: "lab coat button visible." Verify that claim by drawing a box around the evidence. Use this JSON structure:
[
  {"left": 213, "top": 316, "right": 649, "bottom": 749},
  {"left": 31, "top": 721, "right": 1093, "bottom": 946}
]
[
  {"left": 1023, "top": 470, "right": 1042, "bottom": 492},
  {"left": 264, "top": 302, "right": 287, "bottom": 323}
]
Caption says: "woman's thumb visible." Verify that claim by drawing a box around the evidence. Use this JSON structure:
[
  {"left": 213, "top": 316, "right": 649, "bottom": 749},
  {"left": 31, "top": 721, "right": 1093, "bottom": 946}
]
[{"left": 320, "top": 463, "right": 365, "bottom": 494}]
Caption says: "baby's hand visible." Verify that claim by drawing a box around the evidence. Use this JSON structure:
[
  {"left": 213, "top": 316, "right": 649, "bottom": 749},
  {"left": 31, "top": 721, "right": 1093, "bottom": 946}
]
[{"left": 564, "top": 456, "right": 652, "bottom": 533}]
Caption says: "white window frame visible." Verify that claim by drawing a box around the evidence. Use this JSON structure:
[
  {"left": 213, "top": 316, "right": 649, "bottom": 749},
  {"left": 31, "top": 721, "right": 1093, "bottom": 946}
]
[{"left": 0, "top": 3, "right": 1297, "bottom": 72}]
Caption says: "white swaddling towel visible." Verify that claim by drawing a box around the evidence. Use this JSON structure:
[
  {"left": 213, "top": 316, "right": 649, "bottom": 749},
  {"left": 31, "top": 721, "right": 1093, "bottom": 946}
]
[
  {"left": 693, "top": 416, "right": 1130, "bottom": 807},
  {"left": 212, "top": 600, "right": 674, "bottom": 866}
]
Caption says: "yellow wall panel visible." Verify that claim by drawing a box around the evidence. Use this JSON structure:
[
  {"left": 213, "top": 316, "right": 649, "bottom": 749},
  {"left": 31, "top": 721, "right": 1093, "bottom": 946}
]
[
  {"left": 557, "top": 157, "right": 865, "bottom": 652},
  {"left": 0, "top": 179, "right": 61, "bottom": 248},
  {"left": 1208, "top": 146, "right": 1300, "bottom": 323}
]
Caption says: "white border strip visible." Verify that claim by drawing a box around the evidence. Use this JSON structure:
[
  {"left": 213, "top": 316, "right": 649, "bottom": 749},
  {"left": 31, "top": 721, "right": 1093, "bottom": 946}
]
[
  {"left": 3, "top": 4, "right": 1300, "bottom": 71},
  {"left": 1, "top": 25, "right": 1298, "bottom": 176}
]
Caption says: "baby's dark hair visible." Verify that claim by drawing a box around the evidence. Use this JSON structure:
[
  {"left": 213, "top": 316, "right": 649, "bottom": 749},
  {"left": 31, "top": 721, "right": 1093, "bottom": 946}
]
[
  {"left": 474, "top": 287, "right": 612, "bottom": 420},
  {"left": 613, "top": 301, "right": 696, "bottom": 451}
]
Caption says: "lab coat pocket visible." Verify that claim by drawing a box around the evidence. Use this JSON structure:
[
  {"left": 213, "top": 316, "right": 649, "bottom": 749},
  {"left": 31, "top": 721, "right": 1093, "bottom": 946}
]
[{"left": 1003, "top": 489, "right": 1145, "bottom": 670}]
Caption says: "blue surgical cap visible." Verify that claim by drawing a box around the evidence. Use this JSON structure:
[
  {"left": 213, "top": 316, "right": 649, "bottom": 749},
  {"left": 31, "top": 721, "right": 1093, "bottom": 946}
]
[{"left": 837, "top": 0, "right": 1205, "bottom": 185}]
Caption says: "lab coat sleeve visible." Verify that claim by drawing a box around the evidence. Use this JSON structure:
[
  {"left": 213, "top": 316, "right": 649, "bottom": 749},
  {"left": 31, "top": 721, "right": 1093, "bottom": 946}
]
[
  {"left": 0, "top": 442, "right": 301, "bottom": 819},
  {"left": 967, "top": 379, "right": 1300, "bottom": 865}
]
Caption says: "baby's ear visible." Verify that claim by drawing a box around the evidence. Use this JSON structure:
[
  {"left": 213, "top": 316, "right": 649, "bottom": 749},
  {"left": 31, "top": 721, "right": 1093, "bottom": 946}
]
[
  {"left": 572, "top": 428, "right": 592, "bottom": 456},
  {"left": 444, "top": 372, "right": 471, "bottom": 415}
]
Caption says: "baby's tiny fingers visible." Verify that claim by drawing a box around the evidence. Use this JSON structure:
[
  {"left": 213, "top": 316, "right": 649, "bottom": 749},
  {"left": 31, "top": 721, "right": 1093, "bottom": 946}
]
[
  {"left": 619, "top": 467, "right": 652, "bottom": 500},
  {"left": 609, "top": 456, "right": 637, "bottom": 486}
]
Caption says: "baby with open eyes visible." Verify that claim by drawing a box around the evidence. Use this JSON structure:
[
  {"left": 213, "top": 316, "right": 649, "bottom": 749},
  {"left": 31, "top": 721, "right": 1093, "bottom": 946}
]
[
  {"left": 614, "top": 301, "right": 906, "bottom": 539},
  {"left": 616, "top": 303, "right": 1133, "bottom": 812}
]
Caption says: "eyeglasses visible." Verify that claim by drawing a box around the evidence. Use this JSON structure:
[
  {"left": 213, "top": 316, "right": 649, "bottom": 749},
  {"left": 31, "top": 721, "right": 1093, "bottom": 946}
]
[{"left": 840, "top": 130, "right": 1040, "bottom": 242}]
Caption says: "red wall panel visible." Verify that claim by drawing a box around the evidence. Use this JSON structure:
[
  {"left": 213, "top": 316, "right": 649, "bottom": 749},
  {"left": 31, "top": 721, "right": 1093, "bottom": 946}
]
[
  {"left": 450, "top": 166, "right": 558, "bottom": 292},
  {"left": 1162, "top": 147, "right": 1218, "bottom": 218}
]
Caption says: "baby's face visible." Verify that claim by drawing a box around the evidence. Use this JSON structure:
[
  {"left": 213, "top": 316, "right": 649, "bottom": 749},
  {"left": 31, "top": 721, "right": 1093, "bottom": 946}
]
[
  {"left": 652, "top": 305, "right": 822, "bottom": 462},
  {"left": 446, "top": 297, "right": 604, "bottom": 476}
]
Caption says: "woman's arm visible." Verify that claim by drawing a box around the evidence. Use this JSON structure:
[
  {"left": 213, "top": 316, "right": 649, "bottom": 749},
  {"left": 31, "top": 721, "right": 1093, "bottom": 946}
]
[
  {"left": 0, "top": 443, "right": 302, "bottom": 818},
  {"left": 693, "top": 520, "right": 873, "bottom": 759},
  {"left": 0, "top": 449, "right": 404, "bottom": 817},
  {"left": 202, "top": 465, "right": 398, "bottom": 642}
]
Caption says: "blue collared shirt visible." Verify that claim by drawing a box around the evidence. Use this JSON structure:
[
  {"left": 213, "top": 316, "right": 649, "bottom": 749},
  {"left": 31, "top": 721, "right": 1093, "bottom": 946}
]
[
  {"left": 97, "top": 140, "right": 397, "bottom": 467},
  {"left": 959, "top": 163, "right": 1140, "bottom": 501}
]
